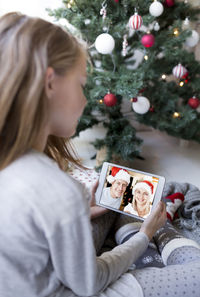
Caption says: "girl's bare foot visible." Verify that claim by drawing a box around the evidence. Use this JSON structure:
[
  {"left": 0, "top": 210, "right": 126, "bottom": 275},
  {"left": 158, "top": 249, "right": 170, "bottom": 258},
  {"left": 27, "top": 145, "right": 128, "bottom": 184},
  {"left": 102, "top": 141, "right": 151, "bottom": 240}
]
[{"left": 139, "top": 201, "right": 167, "bottom": 240}]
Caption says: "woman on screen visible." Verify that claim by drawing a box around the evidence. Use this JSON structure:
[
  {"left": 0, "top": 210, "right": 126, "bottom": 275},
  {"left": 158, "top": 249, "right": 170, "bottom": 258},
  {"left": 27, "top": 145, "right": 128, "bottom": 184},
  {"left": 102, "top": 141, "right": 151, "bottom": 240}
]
[{"left": 124, "top": 180, "right": 153, "bottom": 218}]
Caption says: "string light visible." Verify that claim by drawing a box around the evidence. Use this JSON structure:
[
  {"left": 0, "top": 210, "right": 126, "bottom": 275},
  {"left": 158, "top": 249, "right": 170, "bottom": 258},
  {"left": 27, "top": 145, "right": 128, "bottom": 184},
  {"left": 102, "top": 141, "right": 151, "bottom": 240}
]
[
  {"left": 173, "top": 28, "right": 179, "bottom": 36},
  {"left": 99, "top": 99, "right": 103, "bottom": 104},
  {"left": 173, "top": 112, "right": 180, "bottom": 118},
  {"left": 130, "top": 98, "right": 138, "bottom": 102},
  {"left": 161, "top": 74, "right": 166, "bottom": 80},
  {"left": 67, "top": 0, "right": 75, "bottom": 8},
  {"left": 144, "top": 55, "right": 149, "bottom": 60},
  {"left": 179, "top": 81, "right": 184, "bottom": 87}
]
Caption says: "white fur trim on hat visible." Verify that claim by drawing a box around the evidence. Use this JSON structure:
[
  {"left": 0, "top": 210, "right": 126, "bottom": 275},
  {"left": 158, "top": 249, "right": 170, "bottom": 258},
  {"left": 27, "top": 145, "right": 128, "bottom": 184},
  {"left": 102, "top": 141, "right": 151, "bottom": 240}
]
[
  {"left": 132, "top": 182, "right": 153, "bottom": 197},
  {"left": 107, "top": 169, "right": 130, "bottom": 184}
]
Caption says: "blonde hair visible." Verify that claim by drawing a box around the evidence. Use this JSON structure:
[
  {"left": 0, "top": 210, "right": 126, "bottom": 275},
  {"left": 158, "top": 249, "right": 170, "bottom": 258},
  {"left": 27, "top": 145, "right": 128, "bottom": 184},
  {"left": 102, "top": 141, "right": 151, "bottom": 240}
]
[{"left": 0, "top": 12, "right": 86, "bottom": 170}]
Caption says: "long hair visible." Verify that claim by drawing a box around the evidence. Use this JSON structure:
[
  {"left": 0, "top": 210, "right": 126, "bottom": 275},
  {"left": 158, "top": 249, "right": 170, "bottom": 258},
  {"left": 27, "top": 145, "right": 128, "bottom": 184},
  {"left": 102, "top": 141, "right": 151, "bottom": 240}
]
[{"left": 0, "top": 12, "right": 86, "bottom": 170}]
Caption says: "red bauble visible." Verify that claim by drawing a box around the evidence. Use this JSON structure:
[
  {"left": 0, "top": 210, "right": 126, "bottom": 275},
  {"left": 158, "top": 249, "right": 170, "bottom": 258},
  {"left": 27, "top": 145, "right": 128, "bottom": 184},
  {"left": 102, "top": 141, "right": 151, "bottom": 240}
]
[
  {"left": 164, "top": 0, "right": 175, "bottom": 7},
  {"left": 182, "top": 72, "right": 189, "bottom": 84},
  {"left": 188, "top": 96, "right": 200, "bottom": 109},
  {"left": 141, "top": 34, "right": 155, "bottom": 48},
  {"left": 103, "top": 93, "right": 117, "bottom": 107}
]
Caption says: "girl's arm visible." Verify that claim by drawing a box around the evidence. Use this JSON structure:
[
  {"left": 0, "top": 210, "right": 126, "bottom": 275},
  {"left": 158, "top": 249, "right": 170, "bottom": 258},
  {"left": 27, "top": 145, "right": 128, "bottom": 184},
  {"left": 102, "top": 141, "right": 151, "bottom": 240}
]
[{"left": 48, "top": 185, "right": 149, "bottom": 296}]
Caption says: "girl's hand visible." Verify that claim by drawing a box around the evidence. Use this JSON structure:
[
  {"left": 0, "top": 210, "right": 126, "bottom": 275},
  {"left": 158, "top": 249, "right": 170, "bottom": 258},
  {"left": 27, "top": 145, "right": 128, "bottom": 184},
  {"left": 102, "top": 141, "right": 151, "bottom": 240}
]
[
  {"left": 90, "top": 180, "right": 109, "bottom": 219},
  {"left": 139, "top": 201, "right": 167, "bottom": 240}
]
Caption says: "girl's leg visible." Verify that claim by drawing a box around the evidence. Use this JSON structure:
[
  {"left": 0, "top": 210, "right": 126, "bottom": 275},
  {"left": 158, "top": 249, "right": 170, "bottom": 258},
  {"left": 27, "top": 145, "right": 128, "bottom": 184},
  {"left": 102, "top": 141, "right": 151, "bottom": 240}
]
[
  {"left": 115, "top": 221, "right": 165, "bottom": 269},
  {"left": 91, "top": 211, "right": 117, "bottom": 255},
  {"left": 130, "top": 221, "right": 200, "bottom": 297},
  {"left": 153, "top": 220, "right": 200, "bottom": 265},
  {"left": 131, "top": 260, "right": 200, "bottom": 297}
]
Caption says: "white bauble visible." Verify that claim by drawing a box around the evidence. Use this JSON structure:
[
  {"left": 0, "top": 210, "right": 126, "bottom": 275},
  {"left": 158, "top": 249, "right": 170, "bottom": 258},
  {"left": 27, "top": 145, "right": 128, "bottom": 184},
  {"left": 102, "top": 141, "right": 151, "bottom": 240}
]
[
  {"left": 154, "top": 22, "right": 160, "bottom": 31},
  {"left": 95, "top": 33, "right": 115, "bottom": 54},
  {"left": 84, "top": 19, "right": 91, "bottom": 25},
  {"left": 185, "top": 30, "right": 199, "bottom": 47},
  {"left": 94, "top": 60, "right": 102, "bottom": 68},
  {"left": 132, "top": 96, "right": 150, "bottom": 114},
  {"left": 149, "top": 1, "right": 164, "bottom": 17}
]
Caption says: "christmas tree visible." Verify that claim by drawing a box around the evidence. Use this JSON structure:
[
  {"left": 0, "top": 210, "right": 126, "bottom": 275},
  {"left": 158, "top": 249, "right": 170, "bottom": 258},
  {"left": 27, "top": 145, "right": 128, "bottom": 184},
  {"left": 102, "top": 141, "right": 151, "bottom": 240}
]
[{"left": 48, "top": 0, "right": 200, "bottom": 164}]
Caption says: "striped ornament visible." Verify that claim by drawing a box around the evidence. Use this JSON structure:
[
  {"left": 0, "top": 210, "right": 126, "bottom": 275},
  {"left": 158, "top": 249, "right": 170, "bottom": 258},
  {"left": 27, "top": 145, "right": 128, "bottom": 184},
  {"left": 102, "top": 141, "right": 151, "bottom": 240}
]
[
  {"left": 172, "top": 63, "right": 187, "bottom": 78},
  {"left": 129, "top": 13, "right": 143, "bottom": 30}
]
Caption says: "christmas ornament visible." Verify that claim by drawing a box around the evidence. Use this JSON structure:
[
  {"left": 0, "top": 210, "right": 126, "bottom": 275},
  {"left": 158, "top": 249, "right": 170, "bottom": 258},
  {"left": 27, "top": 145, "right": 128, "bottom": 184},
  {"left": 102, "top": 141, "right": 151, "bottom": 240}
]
[
  {"left": 100, "top": 1, "right": 107, "bottom": 20},
  {"left": 150, "top": 106, "right": 155, "bottom": 112},
  {"left": 103, "top": 92, "right": 117, "bottom": 107},
  {"left": 129, "top": 12, "right": 143, "bottom": 30},
  {"left": 122, "top": 34, "right": 128, "bottom": 56},
  {"left": 95, "top": 33, "right": 115, "bottom": 54},
  {"left": 188, "top": 96, "right": 200, "bottom": 109},
  {"left": 164, "top": 0, "right": 175, "bottom": 7},
  {"left": 103, "top": 26, "right": 108, "bottom": 32},
  {"left": 182, "top": 72, "right": 189, "bottom": 83},
  {"left": 185, "top": 30, "right": 199, "bottom": 47},
  {"left": 149, "top": 1, "right": 164, "bottom": 17},
  {"left": 172, "top": 63, "right": 187, "bottom": 78},
  {"left": 84, "top": 19, "right": 91, "bottom": 25},
  {"left": 154, "top": 22, "right": 160, "bottom": 31},
  {"left": 141, "top": 33, "right": 155, "bottom": 48},
  {"left": 132, "top": 96, "right": 150, "bottom": 114},
  {"left": 182, "top": 17, "right": 190, "bottom": 30}
]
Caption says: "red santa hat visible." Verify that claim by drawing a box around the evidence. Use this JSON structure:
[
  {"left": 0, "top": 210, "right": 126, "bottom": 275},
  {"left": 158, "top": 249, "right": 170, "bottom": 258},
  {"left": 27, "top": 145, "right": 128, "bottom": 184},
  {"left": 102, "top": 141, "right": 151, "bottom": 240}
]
[
  {"left": 132, "top": 180, "right": 154, "bottom": 197},
  {"left": 107, "top": 167, "right": 130, "bottom": 185}
]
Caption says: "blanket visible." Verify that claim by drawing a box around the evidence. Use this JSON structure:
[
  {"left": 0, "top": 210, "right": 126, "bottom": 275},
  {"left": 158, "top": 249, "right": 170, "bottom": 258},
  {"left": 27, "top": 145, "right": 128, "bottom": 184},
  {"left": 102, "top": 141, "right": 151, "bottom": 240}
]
[{"left": 163, "top": 182, "right": 200, "bottom": 245}]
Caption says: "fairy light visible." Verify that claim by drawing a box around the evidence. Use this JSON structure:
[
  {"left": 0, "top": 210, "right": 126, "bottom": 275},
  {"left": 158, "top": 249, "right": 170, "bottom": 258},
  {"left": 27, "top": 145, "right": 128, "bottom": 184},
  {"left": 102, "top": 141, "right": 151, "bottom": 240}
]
[
  {"left": 173, "top": 112, "right": 180, "bottom": 118},
  {"left": 130, "top": 97, "right": 138, "bottom": 102},
  {"left": 179, "top": 81, "right": 184, "bottom": 87},
  {"left": 161, "top": 74, "right": 166, "bottom": 80},
  {"left": 144, "top": 55, "right": 149, "bottom": 60},
  {"left": 173, "top": 28, "right": 179, "bottom": 36},
  {"left": 67, "top": 0, "right": 75, "bottom": 8},
  {"left": 99, "top": 99, "right": 103, "bottom": 104}
]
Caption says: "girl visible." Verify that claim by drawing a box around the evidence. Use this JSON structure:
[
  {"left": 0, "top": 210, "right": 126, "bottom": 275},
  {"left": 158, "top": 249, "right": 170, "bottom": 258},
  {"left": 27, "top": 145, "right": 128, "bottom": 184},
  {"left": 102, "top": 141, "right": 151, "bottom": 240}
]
[{"left": 0, "top": 12, "right": 200, "bottom": 297}]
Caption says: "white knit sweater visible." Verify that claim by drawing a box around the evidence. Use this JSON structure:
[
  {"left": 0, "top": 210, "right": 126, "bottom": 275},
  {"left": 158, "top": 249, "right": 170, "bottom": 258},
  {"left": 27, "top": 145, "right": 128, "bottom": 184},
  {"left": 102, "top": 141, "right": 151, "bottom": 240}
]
[{"left": 0, "top": 150, "right": 149, "bottom": 297}]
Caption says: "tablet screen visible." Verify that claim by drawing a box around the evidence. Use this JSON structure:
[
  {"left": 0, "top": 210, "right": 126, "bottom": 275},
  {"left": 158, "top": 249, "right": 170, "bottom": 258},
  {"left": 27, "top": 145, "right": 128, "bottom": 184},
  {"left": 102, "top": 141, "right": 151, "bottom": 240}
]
[{"left": 99, "top": 165, "right": 159, "bottom": 219}]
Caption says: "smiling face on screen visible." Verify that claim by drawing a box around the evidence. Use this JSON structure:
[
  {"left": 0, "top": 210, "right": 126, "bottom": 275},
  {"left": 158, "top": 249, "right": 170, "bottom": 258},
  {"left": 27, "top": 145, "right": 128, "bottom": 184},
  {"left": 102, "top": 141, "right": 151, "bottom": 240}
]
[
  {"left": 110, "top": 179, "right": 128, "bottom": 198},
  {"left": 134, "top": 187, "right": 150, "bottom": 207}
]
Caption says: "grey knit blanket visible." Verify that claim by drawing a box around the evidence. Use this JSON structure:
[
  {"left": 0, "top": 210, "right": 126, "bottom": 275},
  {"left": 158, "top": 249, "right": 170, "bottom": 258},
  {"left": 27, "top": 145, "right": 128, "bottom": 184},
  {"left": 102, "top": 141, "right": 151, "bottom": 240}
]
[{"left": 162, "top": 182, "right": 200, "bottom": 245}]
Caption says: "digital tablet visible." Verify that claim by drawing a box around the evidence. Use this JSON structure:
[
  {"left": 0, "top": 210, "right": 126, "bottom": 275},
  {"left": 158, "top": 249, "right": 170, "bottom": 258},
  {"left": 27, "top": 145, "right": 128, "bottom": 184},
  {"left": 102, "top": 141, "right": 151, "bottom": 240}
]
[{"left": 95, "top": 162, "right": 165, "bottom": 221}]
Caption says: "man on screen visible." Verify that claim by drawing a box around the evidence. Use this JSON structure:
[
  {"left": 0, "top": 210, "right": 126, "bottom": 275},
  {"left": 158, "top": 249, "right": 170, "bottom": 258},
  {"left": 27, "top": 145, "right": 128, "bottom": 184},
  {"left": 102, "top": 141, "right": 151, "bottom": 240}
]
[{"left": 100, "top": 167, "right": 130, "bottom": 209}]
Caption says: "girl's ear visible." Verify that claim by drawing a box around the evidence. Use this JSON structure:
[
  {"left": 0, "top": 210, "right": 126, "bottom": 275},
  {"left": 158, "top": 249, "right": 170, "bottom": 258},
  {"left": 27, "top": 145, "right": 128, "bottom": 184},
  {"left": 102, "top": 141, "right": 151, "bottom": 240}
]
[{"left": 45, "top": 67, "right": 56, "bottom": 99}]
